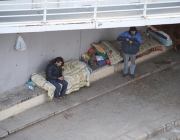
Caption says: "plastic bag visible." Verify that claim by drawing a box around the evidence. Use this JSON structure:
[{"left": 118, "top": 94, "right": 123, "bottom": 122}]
[
  {"left": 15, "top": 34, "right": 27, "bottom": 51},
  {"left": 96, "top": 55, "right": 104, "bottom": 61}
]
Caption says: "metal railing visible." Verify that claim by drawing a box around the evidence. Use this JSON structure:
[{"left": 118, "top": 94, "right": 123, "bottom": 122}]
[{"left": 0, "top": 0, "right": 180, "bottom": 26}]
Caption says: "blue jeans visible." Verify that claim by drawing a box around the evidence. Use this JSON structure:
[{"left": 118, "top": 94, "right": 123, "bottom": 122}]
[
  {"left": 48, "top": 79, "right": 68, "bottom": 98},
  {"left": 123, "top": 53, "right": 136, "bottom": 75}
]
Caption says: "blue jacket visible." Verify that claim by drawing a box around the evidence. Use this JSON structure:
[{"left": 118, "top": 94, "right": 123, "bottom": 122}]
[{"left": 117, "top": 31, "right": 142, "bottom": 55}]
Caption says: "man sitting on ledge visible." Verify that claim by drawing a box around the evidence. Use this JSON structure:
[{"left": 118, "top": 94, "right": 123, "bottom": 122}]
[{"left": 46, "top": 57, "right": 68, "bottom": 102}]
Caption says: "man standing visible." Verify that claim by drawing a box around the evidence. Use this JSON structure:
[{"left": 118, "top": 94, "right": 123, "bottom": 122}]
[
  {"left": 117, "top": 27, "right": 142, "bottom": 78},
  {"left": 46, "top": 57, "right": 68, "bottom": 102}
]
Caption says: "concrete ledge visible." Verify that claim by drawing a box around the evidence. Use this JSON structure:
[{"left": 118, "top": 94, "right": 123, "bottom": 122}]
[
  {"left": 0, "top": 45, "right": 174, "bottom": 134},
  {"left": 91, "top": 46, "right": 172, "bottom": 82},
  {"left": 90, "top": 65, "right": 115, "bottom": 83},
  {"left": 0, "top": 46, "right": 173, "bottom": 121},
  {"left": 0, "top": 93, "right": 50, "bottom": 122},
  {"left": 0, "top": 65, "right": 114, "bottom": 122},
  {"left": 0, "top": 57, "right": 179, "bottom": 138},
  {"left": 0, "top": 62, "right": 115, "bottom": 122}
]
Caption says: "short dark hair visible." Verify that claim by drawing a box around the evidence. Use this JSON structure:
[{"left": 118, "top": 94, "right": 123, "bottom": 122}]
[
  {"left": 130, "top": 27, "right": 137, "bottom": 31},
  {"left": 53, "top": 57, "right": 64, "bottom": 66}
]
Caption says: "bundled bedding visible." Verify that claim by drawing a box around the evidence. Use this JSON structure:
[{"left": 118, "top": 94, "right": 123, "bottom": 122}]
[
  {"left": 31, "top": 60, "right": 90, "bottom": 99},
  {"left": 149, "top": 24, "right": 180, "bottom": 51},
  {"left": 147, "top": 25, "right": 172, "bottom": 46}
]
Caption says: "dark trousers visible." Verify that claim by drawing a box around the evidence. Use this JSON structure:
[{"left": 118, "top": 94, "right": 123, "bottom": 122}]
[{"left": 48, "top": 79, "right": 68, "bottom": 98}]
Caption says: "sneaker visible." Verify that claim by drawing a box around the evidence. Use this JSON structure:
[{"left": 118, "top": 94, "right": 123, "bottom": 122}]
[
  {"left": 130, "top": 74, "right": 134, "bottom": 79},
  {"left": 53, "top": 97, "right": 61, "bottom": 102}
]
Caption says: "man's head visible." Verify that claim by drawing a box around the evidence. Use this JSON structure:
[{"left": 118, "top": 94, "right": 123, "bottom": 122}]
[
  {"left": 54, "top": 57, "right": 64, "bottom": 67},
  {"left": 129, "top": 27, "right": 137, "bottom": 35}
]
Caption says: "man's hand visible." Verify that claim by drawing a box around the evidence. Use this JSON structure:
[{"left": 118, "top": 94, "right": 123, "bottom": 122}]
[
  {"left": 126, "top": 38, "right": 129, "bottom": 42},
  {"left": 58, "top": 77, "right": 64, "bottom": 80},
  {"left": 129, "top": 40, "right": 132, "bottom": 44}
]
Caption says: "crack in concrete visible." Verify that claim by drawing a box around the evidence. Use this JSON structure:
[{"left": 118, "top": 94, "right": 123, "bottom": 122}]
[{"left": 0, "top": 128, "right": 9, "bottom": 138}]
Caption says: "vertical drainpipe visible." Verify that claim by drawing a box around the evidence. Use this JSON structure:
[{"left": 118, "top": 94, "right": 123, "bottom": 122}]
[
  {"left": 143, "top": 0, "right": 147, "bottom": 18},
  {"left": 43, "top": 0, "right": 47, "bottom": 23},
  {"left": 79, "top": 30, "right": 82, "bottom": 60}
]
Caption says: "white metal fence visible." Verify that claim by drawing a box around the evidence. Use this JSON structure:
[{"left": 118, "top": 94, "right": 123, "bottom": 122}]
[{"left": 0, "top": 0, "right": 180, "bottom": 26}]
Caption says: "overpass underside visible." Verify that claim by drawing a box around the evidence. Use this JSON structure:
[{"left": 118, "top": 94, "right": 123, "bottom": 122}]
[{"left": 0, "top": 0, "right": 180, "bottom": 34}]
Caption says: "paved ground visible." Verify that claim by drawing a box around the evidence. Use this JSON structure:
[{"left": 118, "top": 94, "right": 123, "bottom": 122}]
[
  {"left": 2, "top": 58, "right": 180, "bottom": 139},
  {"left": 149, "top": 126, "right": 180, "bottom": 140}
]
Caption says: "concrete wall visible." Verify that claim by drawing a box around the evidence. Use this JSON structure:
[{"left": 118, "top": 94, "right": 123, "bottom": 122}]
[{"left": 0, "top": 26, "right": 145, "bottom": 93}]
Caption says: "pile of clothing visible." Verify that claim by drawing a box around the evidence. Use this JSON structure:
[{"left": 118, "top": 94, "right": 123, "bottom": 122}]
[
  {"left": 81, "top": 46, "right": 108, "bottom": 67},
  {"left": 81, "top": 33, "right": 163, "bottom": 68},
  {"left": 81, "top": 41, "right": 123, "bottom": 67}
]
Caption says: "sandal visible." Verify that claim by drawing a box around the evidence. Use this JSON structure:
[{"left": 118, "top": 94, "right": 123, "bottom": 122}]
[
  {"left": 53, "top": 97, "right": 61, "bottom": 102},
  {"left": 62, "top": 96, "right": 68, "bottom": 100}
]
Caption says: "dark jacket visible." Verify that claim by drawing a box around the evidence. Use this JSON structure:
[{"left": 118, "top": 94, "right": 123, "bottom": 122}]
[
  {"left": 117, "top": 31, "right": 142, "bottom": 55},
  {"left": 46, "top": 63, "right": 63, "bottom": 80}
]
